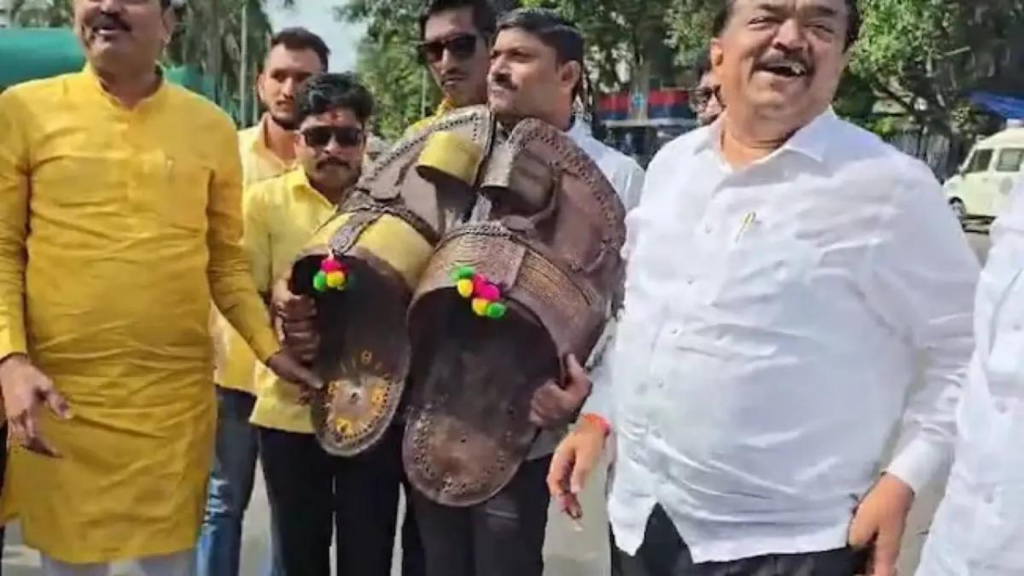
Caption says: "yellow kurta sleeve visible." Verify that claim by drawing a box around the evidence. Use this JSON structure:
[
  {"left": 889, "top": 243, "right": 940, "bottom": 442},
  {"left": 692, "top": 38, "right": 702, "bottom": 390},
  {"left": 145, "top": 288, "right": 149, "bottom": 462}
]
[
  {"left": 0, "top": 91, "right": 30, "bottom": 361},
  {"left": 242, "top": 183, "right": 273, "bottom": 295},
  {"left": 206, "top": 116, "right": 280, "bottom": 363}
]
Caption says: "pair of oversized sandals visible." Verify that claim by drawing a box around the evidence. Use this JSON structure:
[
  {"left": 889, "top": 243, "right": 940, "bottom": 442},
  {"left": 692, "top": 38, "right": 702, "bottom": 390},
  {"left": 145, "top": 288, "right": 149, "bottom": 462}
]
[{"left": 286, "top": 106, "right": 626, "bottom": 506}]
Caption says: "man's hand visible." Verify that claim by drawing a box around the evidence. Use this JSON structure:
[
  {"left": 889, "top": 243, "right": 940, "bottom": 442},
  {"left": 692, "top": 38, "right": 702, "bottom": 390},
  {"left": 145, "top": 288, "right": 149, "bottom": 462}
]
[
  {"left": 529, "top": 354, "right": 592, "bottom": 429},
  {"left": 266, "top": 351, "right": 323, "bottom": 391},
  {"left": 546, "top": 415, "right": 608, "bottom": 521},
  {"left": 0, "top": 354, "right": 71, "bottom": 458},
  {"left": 848, "top": 474, "right": 915, "bottom": 576},
  {"left": 271, "top": 278, "right": 319, "bottom": 363}
]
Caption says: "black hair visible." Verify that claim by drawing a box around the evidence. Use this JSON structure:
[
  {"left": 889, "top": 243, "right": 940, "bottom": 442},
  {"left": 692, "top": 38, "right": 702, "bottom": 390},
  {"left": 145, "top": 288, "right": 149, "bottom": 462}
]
[
  {"left": 269, "top": 27, "right": 331, "bottom": 71},
  {"left": 694, "top": 48, "right": 713, "bottom": 79},
  {"left": 496, "top": 8, "right": 595, "bottom": 127},
  {"left": 294, "top": 73, "right": 375, "bottom": 126},
  {"left": 712, "top": 0, "right": 861, "bottom": 50},
  {"left": 418, "top": 0, "right": 497, "bottom": 41}
]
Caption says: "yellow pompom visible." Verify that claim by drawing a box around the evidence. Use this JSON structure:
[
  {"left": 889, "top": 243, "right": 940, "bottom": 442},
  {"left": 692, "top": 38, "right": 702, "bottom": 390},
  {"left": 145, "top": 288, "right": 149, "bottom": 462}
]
[
  {"left": 456, "top": 278, "right": 474, "bottom": 298},
  {"left": 471, "top": 298, "right": 489, "bottom": 316},
  {"left": 326, "top": 271, "right": 347, "bottom": 288}
]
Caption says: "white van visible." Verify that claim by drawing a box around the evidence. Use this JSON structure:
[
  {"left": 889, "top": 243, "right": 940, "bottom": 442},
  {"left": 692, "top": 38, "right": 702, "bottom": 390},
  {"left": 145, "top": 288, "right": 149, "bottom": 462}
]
[{"left": 944, "top": 127, "right": 1024, "bottom": 219}]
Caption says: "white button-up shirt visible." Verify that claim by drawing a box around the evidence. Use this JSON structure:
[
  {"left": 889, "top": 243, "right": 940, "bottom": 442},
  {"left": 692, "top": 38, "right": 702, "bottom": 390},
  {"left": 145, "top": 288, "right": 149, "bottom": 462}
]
[
  {"left": 916, "top": 179, "right": 1024, "bottom": 576},
  {"left": 586, "top": 109, "right": 979, "bottom": 563},
  {"left": 526, "top": 118, "right": 645, "bottom": 460}
]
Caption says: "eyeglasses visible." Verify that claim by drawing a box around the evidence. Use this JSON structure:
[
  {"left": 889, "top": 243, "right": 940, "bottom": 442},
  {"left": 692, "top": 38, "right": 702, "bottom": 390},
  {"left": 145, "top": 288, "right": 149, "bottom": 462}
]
[
  {"left": 689, "top": 85, "right": 722, "bottom": 114},
  {"left": 417, "top": 34, "right": 480, "bottom": 64},
  {"left": 301, "top": 126, "right": 364, "bottom": 149}
]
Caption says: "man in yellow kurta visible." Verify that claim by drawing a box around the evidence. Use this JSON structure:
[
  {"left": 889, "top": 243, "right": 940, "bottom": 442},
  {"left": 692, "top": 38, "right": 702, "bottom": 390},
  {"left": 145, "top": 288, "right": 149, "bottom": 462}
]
[
  {"left": 199, "top": 27, "right": 328, "bottom": 576},
  {"left": 0, "top": 1, "right": 316, "bottom": 574}
]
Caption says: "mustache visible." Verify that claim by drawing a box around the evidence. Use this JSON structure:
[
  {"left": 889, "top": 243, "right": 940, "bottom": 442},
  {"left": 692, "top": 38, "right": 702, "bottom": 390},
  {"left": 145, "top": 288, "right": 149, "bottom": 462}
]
[
  {"left": 754, "top": 51, "right": 814, "bottom": 75},
  {"left": 86, "top": 12, "right": 132, "bottom": 33},
  {"left": 489, "top": 72, "right": 518, "bottom": 92},
  {"left": 316, "top": 157, "right": 354, "bottom": 170}
]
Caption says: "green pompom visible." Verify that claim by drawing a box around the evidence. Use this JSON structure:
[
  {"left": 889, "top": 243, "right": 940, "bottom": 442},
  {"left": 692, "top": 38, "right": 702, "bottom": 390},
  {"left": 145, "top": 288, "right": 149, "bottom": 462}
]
[
  {"left": 453, "top": 265, "right": 476, "bottom": 281},
  {"left": 313, "top": 271, "right": 328, "bottom": 292},
  {"left": 485, "top": 302, "right": 507, "bottom": 319}
]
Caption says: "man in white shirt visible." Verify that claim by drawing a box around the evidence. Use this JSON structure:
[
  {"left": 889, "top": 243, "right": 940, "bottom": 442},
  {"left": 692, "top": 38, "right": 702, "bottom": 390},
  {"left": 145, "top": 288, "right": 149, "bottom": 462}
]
[
  {"left": 914, "top": 178, "right": 1024, "bottom": 576},
  {"left": 548, "top": 1, "right": 979, "bottom": 575},
  {"left": 405, "top": 8, "right": 644, "bottom": 576}
]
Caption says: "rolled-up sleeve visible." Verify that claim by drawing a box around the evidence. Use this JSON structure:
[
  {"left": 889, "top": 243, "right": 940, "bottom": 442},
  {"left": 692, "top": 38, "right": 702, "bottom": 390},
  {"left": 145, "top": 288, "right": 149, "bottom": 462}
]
[
  {"left": 861, "top": 165, "right": 980, "bottom": 492},
  {"left": 206, "top": 116, "right": 280, "bottom": 363},
  {"left": 0, "top": 91, "right": 31, "bottom": 361}
]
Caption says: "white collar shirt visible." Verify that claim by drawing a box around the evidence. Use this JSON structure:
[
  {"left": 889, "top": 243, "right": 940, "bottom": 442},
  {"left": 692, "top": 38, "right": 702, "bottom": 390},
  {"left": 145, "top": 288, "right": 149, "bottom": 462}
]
[
  {"left": 915, "top": 177, "right": 1024, "bottom": 576},
  {"left": 585, "top": 109, "right": 979, "bottom": 563}
]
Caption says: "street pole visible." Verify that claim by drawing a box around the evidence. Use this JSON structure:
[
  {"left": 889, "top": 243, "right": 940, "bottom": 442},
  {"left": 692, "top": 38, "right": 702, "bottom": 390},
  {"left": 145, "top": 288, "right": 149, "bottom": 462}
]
[
  {"left": 420, "top": 68, "right": 428, "bottom": 117},
  {"left": 239, "top": 1, "right": 249, "bottom": 126}
]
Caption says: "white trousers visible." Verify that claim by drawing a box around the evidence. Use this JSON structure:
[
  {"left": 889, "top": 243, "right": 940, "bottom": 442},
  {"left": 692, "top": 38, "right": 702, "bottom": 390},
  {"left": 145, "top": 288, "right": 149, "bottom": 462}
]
[{"left": 41, "top": 551, "right": 195, "bottom": 576}]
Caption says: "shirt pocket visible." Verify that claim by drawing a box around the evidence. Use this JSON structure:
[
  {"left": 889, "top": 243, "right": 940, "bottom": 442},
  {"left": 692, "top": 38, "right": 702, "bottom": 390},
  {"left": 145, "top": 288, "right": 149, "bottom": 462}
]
[
  {"left": 704, "top": 219, "right": 818, "bottom": 320},
  {"left": 152, "top": 154, "right": 211, "bottom": 232}
]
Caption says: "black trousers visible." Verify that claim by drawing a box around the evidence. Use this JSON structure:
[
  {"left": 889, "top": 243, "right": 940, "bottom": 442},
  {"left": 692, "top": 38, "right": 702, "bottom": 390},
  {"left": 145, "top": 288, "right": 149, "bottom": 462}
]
[
  {"left": 259, "top": 426, "right": 404, "bottom": 576},
  {"left": 616, "top": 505, "right": 865, "bottom": 576},
  {"left": 410, "top": 456, "right": 552, "bottom": 576}
]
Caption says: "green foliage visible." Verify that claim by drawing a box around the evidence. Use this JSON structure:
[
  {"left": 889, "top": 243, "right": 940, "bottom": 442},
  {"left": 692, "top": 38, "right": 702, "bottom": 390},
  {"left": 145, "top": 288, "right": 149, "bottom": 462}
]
[{"left": 337, "top": 0, "right": 441, "bottom": 139}]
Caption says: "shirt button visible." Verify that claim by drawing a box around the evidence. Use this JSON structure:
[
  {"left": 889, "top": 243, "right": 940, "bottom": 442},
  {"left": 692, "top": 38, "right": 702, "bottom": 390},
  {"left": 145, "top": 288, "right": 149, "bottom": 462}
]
[
  {"left": 704, "top": 224, "right": 712, "bottom": 234},
  {"left": 995, "top": 400, "right": 1009, "bottom": 415},
  {"left": 983, "top": 492, "right": 996, "bottom": 505}
]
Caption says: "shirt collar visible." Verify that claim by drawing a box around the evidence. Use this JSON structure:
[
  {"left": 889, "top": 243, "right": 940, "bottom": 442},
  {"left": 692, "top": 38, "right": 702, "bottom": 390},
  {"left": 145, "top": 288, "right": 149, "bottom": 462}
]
[
  {"left": 567, "top": 116, "right": 593, "bottom": 142},
  {"left": 697, "top": 107, "right": 836, "bottom": 165},
  {"left": 80, "top": 63, "right": 168, "bottom": 111}
]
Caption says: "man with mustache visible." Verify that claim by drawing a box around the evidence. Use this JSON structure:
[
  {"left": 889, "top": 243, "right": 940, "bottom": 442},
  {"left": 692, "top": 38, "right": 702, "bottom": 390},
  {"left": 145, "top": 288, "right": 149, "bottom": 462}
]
[
  {"left": 405, "top": 9, "right": 645, "bottom": 576},
  {"left": 549, "top": 1, "right": 979, "bottom": 576},
  {"left": 0, "top": 0, "right": 317, "bottom": 575},
  {"left": 244, "top": 73, "right": 402, "bottom": 576},
  {"left": 407, "top": 0, "right": 495, "bottom": 133},
  {"left": 201, "top": 26, "right": 328, "bottom": 576}
]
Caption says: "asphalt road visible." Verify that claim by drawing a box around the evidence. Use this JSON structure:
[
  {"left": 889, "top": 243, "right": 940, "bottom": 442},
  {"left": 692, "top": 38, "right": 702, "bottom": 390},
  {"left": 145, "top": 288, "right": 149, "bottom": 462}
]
[{"left": 1, "top": 231, "right": 994, "bottom": 576}]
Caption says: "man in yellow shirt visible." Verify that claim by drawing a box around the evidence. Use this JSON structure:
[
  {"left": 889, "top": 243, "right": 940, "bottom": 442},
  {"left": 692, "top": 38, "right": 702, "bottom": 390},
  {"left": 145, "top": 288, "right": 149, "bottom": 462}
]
[
  {"left": 406, "top": 0, "right": 495, "bottom": 134},
  {"left": 244, "top": 73, "right": 400, "bottom": 576},
  {"left": 0, "top": 1, "right": 315, "bottom": 574},
  {"left": 200, "top": 26, "right": 328, "bottom": 576}
]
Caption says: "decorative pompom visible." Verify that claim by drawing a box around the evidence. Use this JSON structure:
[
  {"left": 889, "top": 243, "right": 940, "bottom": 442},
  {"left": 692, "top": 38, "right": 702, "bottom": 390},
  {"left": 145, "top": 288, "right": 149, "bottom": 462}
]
[
  {"left": 321, "top": 257, "right": 343, "bottom": 273},
  {"left": 477, "top": 283, "right": 500, "bottom": 302},
  {"left": 485, "top": 302, "right": 507, "bottom": 319},
  {"left": 326, "top": 271, "right": 347, "bottom": 289},
  {"left": 453, "top": 265, "right": 475, "bottom": 281},
  {"left": 313, "top": 271, "right": 328, "bottom": 292},
  {"left": 456, "top": 279, "right": 474, "bottom": 298},
  {"left": 471, "top": 298, "right": 489, "bottom": 316}
]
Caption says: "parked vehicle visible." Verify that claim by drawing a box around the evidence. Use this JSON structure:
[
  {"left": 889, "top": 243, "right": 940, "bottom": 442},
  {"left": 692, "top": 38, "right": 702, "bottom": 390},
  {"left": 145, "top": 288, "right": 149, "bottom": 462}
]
[{"left": 944, "top": 126, "right": 1024, "bottom": 219}]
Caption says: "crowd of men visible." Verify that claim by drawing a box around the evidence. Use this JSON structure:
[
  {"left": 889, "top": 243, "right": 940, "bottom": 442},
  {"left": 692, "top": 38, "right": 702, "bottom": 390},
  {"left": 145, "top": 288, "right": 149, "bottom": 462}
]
[{"left": 0, "top": 0, "right": 1022, "bottom": 575}]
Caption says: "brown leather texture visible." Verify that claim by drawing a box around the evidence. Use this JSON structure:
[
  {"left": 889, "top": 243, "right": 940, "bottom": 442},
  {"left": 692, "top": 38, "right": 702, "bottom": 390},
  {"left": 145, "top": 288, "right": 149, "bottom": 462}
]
[
  {"left": 404, "top": 119, "right": 626, "bottom": 506},
  {"left": 289, "top": 106, "right": 497, "bottom": 457}
]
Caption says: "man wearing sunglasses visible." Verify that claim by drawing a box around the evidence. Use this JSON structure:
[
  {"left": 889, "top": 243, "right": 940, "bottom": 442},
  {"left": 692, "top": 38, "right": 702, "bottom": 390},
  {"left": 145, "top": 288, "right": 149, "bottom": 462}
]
[
  {"left": 202, "top": 26, "right": 329, "bottom": 576},
  {"left": 407, "top": 0, "right": 496, "bottom": 134},
  {"left": 241, "top": 73, "right": 400, "bottom": 576}
]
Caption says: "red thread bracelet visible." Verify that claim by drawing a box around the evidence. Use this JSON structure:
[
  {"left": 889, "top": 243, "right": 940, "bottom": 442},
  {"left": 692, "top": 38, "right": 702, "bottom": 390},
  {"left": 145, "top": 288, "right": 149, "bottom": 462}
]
[{"left": 581, "top": 413, "right": 611, "bottom": 436}]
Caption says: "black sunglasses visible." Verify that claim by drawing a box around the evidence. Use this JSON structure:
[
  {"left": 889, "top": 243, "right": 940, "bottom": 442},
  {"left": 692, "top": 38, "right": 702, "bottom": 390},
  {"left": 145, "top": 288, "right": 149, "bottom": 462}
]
[
  {"left": 689, "top": 85, "right": 722, "bottom": 113},
  {"left": 301, "top": 126, "right": 364, "bottom": 149},
  {"left": 417, "top": 34, "right": 480, "bottom": 64}
]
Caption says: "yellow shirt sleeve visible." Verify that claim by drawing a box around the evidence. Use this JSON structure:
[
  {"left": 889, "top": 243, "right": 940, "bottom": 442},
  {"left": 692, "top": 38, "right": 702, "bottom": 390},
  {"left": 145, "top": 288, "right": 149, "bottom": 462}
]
[
  {"left": 206, "top": 115, "right": 280, "bottom": 363},
  {"left": 0, "top": 91, "right": 30, "bottom": 360},
  {"left": 242, "top": 183, "right": 273, "bottom": 295}
]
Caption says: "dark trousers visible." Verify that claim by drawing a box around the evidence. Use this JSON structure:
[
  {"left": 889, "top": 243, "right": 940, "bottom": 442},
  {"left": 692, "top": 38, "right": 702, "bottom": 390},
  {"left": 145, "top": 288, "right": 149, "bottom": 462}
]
[
  {"left": 410, "top": 456, "right": 552, "bottom": 576},
  {"left": 259, "top": 425, "right": 404, "bottom": 576},
  {"left": 616, "top": 505, "right": 864, "bottom": 576}
]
